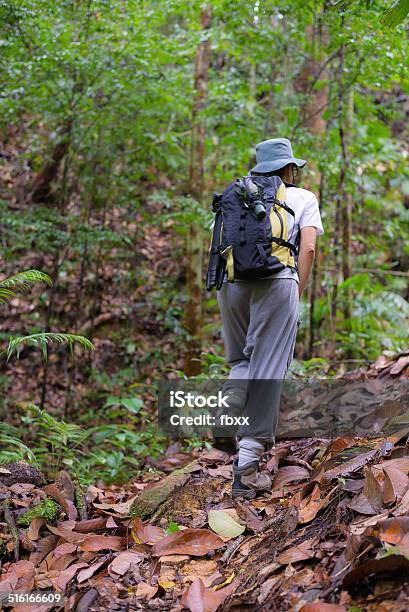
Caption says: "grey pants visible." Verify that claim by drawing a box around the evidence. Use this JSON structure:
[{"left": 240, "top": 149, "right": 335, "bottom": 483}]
[{"left": 217, "top": 278, "right": 299, "bottom": 443}]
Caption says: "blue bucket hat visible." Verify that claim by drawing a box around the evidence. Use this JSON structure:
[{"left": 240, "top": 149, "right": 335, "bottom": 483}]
[{"left": 251, "top": 138, "right": 306, "bottom": 174}]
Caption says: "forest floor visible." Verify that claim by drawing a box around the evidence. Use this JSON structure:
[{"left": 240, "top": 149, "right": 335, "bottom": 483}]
[{"left": 1, "top": 353, "right": 409, "bottom": 611}]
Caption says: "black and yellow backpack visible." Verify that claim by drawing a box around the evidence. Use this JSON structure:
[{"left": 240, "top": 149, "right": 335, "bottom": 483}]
[{"left": 206, "top": 175, "right": 299, "bottom": 290}]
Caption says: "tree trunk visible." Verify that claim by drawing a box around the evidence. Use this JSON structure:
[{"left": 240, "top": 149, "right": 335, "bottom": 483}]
[
  {"left": 341, "top": 88, "right": 354, "bottom": 324},
  {"left": 308, "top": 166, "right": 326, "bottom": 358},
  {"left": 294, "top": 12, "right": 329, "bottom": 358},
  {"left": 336, "top": 37, "right": 353, "bottom": 332},
  {"left": 183, "top": 5, "right": 212, "bottom": 376},
  {"left": 28, "top": 121, "right": 72, "bottom": 204},
  {"left": 294, "top": 19, "right": 329, "bottom": 135}
]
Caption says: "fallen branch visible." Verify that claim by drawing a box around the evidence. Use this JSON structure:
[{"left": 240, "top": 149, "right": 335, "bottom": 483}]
[{"left": 1, "top": 499, "right": 20, "bottom": 561}]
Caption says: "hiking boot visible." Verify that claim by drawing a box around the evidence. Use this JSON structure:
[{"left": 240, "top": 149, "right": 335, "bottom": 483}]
[{"left": 232, "top": 459, "right": 272, "bottom": 499}]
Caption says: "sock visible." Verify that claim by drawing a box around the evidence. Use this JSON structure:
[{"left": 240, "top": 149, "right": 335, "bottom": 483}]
[{"left": 237, "top": 437, "right": 265, "bottom": 468}]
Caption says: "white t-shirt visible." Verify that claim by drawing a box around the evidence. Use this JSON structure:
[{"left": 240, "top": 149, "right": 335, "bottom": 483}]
[
  {"left": 210, "top": 185, "right": 324, "bottom": 283},
  {"left": 270, "top": 186, "right": 324, "bottom": 283}
]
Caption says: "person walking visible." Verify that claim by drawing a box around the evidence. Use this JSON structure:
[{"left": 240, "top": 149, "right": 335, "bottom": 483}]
[{"left": 215, "top": 137, "right": 324, "bottom": 498}]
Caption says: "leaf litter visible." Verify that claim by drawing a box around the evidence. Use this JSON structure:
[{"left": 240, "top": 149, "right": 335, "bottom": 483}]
[{"left": 2, "top": 359, "right": 409, "bottom": 609}]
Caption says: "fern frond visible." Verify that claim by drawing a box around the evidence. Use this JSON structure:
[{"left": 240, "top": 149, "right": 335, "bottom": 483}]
[
  {"left": 0, "top": 434, "right": 37, "bottom": 464},
  {"left": 0, "top": 288, "right": 16, "bottom": 303},
  {"left": 381, "top": 0, "right": 409, "bottom": 26},
  {"left": 26, "top": 405, "right": 91, "bottom": 447},
  {"left": 4, "top": 333, "right": 94, "bottom": 360},
  {"left": 0, "top": 270, "right": 52, "bottom": 304}
]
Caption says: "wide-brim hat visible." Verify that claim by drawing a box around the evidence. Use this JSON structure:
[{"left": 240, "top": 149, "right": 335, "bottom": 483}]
[{"left": 251, "top": 137, "right": 306, "bottom": 173}]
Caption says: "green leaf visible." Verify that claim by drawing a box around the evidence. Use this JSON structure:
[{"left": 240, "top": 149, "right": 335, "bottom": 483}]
[
  {"left": 0, "top": 270, "right": 52, "bottom": 304},
  {"left": 121, "top": 398, "right": 144, "bottom": 414},
  {"left": 381, "top": 0, "right": 409, "bottom": 27},
  {"left": 4, "top": 333, "right": 94, "bottom": 361},
  {"left": 165, "top": 521, "right": 180, "bottom": 535}
]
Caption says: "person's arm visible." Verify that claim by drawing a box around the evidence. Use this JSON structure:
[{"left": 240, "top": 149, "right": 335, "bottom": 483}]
[{"left": 298, "top": 226, "right": 317, "bottom": 297}]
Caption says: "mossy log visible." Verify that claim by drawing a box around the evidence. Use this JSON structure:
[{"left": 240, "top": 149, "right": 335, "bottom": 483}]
[{"left": 130, "top": 461, "right": 199, "bottom": 519}]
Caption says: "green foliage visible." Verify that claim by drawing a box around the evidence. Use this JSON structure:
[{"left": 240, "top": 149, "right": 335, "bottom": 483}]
[
  {"left": 381, "top": 0, "right": 409, "bottom": 27},
  {"left": 0, "top": 423, "right": 36, "bottom": 464},
  {"left": 17, "top": 498, "right": 59, "bottom": 527},
  {"left": 5, "top": 332, "right": 94, "bottom": 360},
  {"left": 1, "top": 0, "right": 408, "bottom": 367},
  {"left": 104, "top": 396, "right": 144, "bottom": 414},
  {"left": 0, "top": 0, "right": 407, "bottom": 442},
  {"left": 0, "top": 402, "right": 166, "bottom": 485},
  {"left": 0, "top": 268, "right": 94, "bottom": 360},
  {"left": 0, "top": 270, "right": 51, "bottom": 304},
  {"left": 21, "top": 405, "right": 91, "bottom": 473},
  {"left": 165, "top": 521, "right": 180, "bottom": 535}
]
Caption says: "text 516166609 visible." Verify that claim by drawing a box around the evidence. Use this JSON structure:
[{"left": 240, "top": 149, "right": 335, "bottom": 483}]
[{"left": 1, "top": 592, "right": 66, "bottom": 606}]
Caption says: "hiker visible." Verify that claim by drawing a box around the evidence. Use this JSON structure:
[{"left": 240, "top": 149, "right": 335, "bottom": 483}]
[{"left": 211, "top": 138, "right": 324, "bottom": 498}]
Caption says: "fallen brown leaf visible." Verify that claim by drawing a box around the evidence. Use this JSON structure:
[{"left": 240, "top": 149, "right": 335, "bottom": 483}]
[
  {"left": 29, "top": 535, "right": 59, "bottom": 565},
  {"left": 320, "top": 449, "right": 378, "bottom": 484},
  {"left": 180, "top": 559, "right": 218, "bottom": 577},
  {"left": 27, "top": 517, "right": 46, "bottom": 541},
  {"left": 383, "top": 466, "right": 409, "bottom": 504},
  {"left": 377, "top": 516, "right": 409, "bottom": 545},
  {"left": 392, "top": 487, "right": 409, "bottom": 516},
  {"left": 133, "top": 582, "right": 158, "bottom": 600},
  {"left": 362, "top": 467, "right": 383, "bottom": 513},
  {"left": 74, "top": 518, "right": 107, "bottom": 532},
  {"left": 46, "top": 525, "right": 88, "bottom": 543},
  {"left": 54, "top": 561, "right": 89, "bottom": 590},
  {"left": 152, "top": 528, "right": 224, "bottom": 557},
  {"left": 0, "top": 560, "right": 35, "bottom": 594},
  {"left": 273, "top": 466, "right": 310, "bottom": 489},
  {"left": 108, "top": 550, "right": 145, "bottom": 576},
  {"left": 79, "top": 535, "right": 127, "bottom": 552},
  {"left": 132, "top": 517, "right": 164, "bottom": 545},
  {"left": 77, "top": 557, "right": 110, "bottom": 583},
  {"left": 181, "top": 577, "right": 234, "bottom": 612},
  {"left": 276, "top": 538, "right": 317, "bottom": 564},
  {"left": 342, "top": 554, "right": 409, "bottom": 589},
  {"left": 298, "top": 483, "right": 336, "bottom": 524}
]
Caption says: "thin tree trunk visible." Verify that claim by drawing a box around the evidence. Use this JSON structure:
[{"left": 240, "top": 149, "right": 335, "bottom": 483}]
[
  {"left": 183, "top": 5, "right": 212, "bottom": 376},
  {"left": 293, "top": 18, "right": 329, "bottom": 135},
  {"left": 28, "top": 121, "right": 72, "bottom": 204},
  {"left": 308, "top": 167, "right": 326, "bottom": 358},
  {"left": 341, "top": 88, "right": 353, "bottom": 324},
  {"left": 335, "top": 34, "right": 353, "bottom": 336},
  {"left": 295, "top": 10, "right": 329, "bottom": 358}
]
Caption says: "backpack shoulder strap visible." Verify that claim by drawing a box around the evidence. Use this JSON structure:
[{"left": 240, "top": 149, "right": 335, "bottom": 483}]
[
  {"left": 276, "top": 181, "right": 286, "bottom": 202},
  {"left": 275, "top": 182, "right": 296, "bottom": 217}
]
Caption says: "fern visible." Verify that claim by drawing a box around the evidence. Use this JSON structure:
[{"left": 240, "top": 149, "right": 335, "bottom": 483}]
[
  {"left": 0, "top": 269, "right": 94, "bottom": 360},
  {"left": 0, "top": 434, "right": 36, "bottom": 464},
  {"left": 5, "top": 333, "right": 94, "bottom": 360},
  {"left": 0, "top": 270, "right": 52, "bottom": 304},
  {"left": 27, "top": 405, "right": 90, "bottom": 447}
]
